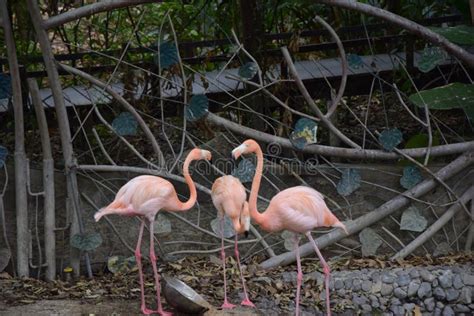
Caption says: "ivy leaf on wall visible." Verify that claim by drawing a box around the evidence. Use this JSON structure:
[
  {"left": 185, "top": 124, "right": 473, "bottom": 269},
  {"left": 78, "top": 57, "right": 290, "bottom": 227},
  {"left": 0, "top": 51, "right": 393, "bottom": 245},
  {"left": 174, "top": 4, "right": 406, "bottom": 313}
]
[
  {"left": 400, "top": 166, "right": 423, "bottom": 189},
  {"left": 70, "top": 232, "right": 103, "bottom": 251},
  {"left": 210, "top": 216, "right": 235, "bottom": 238},
  {"left": 112, "top": 112, "right": 138, "bottom": 136},
  {"left": 417, "top": 46, "right": 446, "bottom": 73},
  {"left": 107, "top": 255, "right": 136, "bottom": 274},
  {"left": 238, "top": 62, "right": 258, "bottom": 80},
  {"left": 400, "top": 206, "right": 427, "bottom": 232},
  {"left": 185, "top": 94, "right": 209, "bottom": 121},
  {"left": 378, "top": 128, "right": 403, "bottom": 151},
  {"left": 289, "top": 118, "right": 318, "bottom": 150},
  {"left": 347, "top": 54, "right": 364, "bottom": 69},
  {"left": 337, "top": 169, "right": 361, "bottom": 196},
  {"left": 154, "top": 41, "right": 179, "bottom": 69},
  {"left": 231, "top": 159, "right": 255, "bottom": 183}
]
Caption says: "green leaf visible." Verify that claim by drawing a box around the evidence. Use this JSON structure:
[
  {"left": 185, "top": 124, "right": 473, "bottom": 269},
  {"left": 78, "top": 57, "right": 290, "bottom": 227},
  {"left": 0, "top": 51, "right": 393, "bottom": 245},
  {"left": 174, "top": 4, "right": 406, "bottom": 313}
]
[
  {"left": 337, "top": 169, "right": 361, "bottom": 196},
  {"left": 70, "top": 232, "right": 102, "bottom": 251},
  {"left": 347, "top": 54, "right": 364, "bottom": 69},
  {"left": 185, "top": 94, "right": 209, "bottom": 121},
  {"left": 107, "top": 255, "right": 136, "bottom": 274},
  {"left": 400, "top": 166, "right": 423, "bottom": 190},
  {"left": 398, "top": 133, "right": 440, "bottom": 166},
  {"left": 112, "top": 112, "right": 138, "bottom": 136},
  {"left": 429, "top": 25, "right": 474, "bottom": 46},
  {"left": 154, "top": 41, "right": 179, "bottom": 69},
  {"left": 289, "top": 118, "right": 318, "bottom": 150},
  {"left": 417, "top": 46, "right": 446, "bottom": 73},
  {"left": 238, "top": 62, "right": 258, "bottom": 80},
  {"left": 0, "top": 74, "right": 12, "bottom": 99},
  {"left": 0, "top": 146, "right": 8, "bottom": 168},
  {"left": 210, "top": 216, "right": 235, "bottom": 238},
  {"left": 408, "top": 83, "right": 474, "bottom": 121},
  {"left": 359, "top": 228, "right": 382, "bottom": 257},
  {"left": 231, "top": 160, "right": 255, "bottom": 183},
  {"left": 378, "top": 128, "right": 403, "bottom": 151}
]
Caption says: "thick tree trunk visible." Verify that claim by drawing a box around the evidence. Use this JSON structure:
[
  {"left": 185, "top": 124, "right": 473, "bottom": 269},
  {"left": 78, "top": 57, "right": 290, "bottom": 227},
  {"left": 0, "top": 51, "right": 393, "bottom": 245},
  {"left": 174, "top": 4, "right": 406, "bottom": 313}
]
[
  {"left": 0, "top": 0, "right": 28, "bottom": 277},
  {"left": 26, "top": 0, "right": 92, "bottom": 278},
  {"left": 28, "top": 79, "right": 56, "bottom": 281}
]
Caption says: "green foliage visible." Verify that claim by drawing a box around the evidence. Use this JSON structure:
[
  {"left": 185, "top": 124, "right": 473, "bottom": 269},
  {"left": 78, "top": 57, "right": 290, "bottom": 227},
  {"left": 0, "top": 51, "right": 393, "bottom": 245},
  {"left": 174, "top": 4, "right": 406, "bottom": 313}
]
[
  {"left": 408, "top": 83, "right": 474, "bottom": 121},
  {"left": 378, "top": 128, "right": 403, "bottom": 151},
  {"left": 337, "top": 168, "right": 361, "bottom": 196},
  {"left": 185, "top": 94, "right": 209, "bottom": 121},
  {"left": 70, "top": 232, "right": 103, "bottom": 251},
  {"left": 399, "top": 133, "right": 440, "bottom": 166},
  {"left": 429, "top": 25, "right": 474, "bottom": 45}
]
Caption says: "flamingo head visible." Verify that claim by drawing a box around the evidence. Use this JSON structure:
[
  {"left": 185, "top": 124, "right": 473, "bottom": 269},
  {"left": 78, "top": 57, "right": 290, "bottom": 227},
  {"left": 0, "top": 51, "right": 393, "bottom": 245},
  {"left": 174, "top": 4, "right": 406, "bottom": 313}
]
[
  {"left": 200, "top": 149, "right": 212, "bottom": 161},
  {"left": 232, "top": 139, "right": 259, "bottom": 159}
]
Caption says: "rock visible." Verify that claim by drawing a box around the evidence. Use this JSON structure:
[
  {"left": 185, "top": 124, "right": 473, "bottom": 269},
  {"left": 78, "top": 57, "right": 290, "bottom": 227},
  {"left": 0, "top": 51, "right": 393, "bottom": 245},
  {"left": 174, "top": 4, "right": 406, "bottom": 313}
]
[
  {"left": 420, "top": 270, "right": 436, "bottom": 282},
  {"left": 369, "top": 295, "right": 379, "bottom": 308},
  {"left": 454, "top": 304, "right": 470, "bottom": 313},
  {"left": 439, "top": 270, "right": 453, "bottom": 288},
  {"left": 433, "top": 286, "right": 446, "bottom": 300},
  {"left": 397, "top": 274, "right": 411, "bottom": 286},
  {"left": 403, "top": 303, "right": 415, "bottom": 313},
  {"left": 424, "top": 297, "right": 435, "bottom": 312},
  {"left": 352, "top": 294, "right": 368, "bottom": 306},
  {"left": 362, "top": 280, "right": 372, "bottom": 292},
  {"left": 442, "top": 305, "right": 454, "bottom": 316},
  {"left": 394, "top": 287, "right": 407, "bottom": 299},
  {"left": 390, "top": 298, "right": 401, "bottom": 306},
  {"left": 445, "top": 288, "right": 459, "bottom": 302},
  {"left": 462, "top": 273, "right": 474, "bottom": 286},
  {"left": 433, "top": 279, "right": 439, "bottom": 287},
  {"left": 361, "top": 304, "right": 372, "bottom": 312},
  {"left": 381, "top": 284, "right": 393, "bottom": 296},
  {"left": 410, "top": 268, "right": 420, "bottom": 279},
  {"left": 433, "top": 307, "right": 442, "bottom": 316},
  {"left": 418, "top": 282, "right": 432, "bottom": 299},
  {"left": 372, "top": 280, "right": 382, "bottom": 293},
  {"left": 337, "top": 289, "right": 346, "bottom": 297},
  {"left": 459, "top": 287, "right": 472, "bottom": 304},
  {"left": 371, "top": 271, "right": 381, "bottom": 282},
  {"left": 453, "top": 274, "right": 463, "bottom": 289},
  {"left": 344, "top": 277, "right": 353, "bottom": 289},
  {"left": 390, "top": 304, "right": 405, "bottom": 315},
  {"left": 408, "top": 280, "right": 421, "bottom": 297},
  {"left": 353, "top": 279, "right": 362, "bottom": 291},
  {"left": 382, "top": 272, "right": 396, "bottom": 284},
  {"left": 379, "top": 297, "right": 389, "bottom": 308},
  {"left": 334, "top": 278, "right": 344, "bottom": 290}
]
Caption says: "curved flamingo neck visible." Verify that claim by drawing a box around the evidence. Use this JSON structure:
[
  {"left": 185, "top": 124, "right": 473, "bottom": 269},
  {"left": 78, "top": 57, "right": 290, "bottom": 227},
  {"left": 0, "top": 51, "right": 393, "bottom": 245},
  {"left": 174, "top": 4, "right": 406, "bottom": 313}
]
[
  {"left": 176, "top": 153, "right": 198, "bottom": 211},
  {"left": 249, "top": 143, "right": 265, "bottom": 225}
]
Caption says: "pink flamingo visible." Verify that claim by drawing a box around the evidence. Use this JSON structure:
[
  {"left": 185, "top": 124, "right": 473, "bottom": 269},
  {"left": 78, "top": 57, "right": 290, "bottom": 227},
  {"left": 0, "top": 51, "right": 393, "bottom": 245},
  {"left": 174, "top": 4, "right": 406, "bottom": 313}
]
[
  {"left": 232, "top": 140, "right": 348, "bottom": 316},
  {"left": 211, "top": 175, "right": 255, "bottom": 309},
  {"left": 94, "top": 148, "right": 211, "bottom": 316}
]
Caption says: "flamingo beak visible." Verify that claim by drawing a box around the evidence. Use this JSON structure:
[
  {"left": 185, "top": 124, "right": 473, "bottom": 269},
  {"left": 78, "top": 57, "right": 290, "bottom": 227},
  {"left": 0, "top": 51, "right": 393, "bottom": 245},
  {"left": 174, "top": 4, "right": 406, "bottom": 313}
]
[{"left": 232, "top": 144, "right": 246, "bottom": 160}]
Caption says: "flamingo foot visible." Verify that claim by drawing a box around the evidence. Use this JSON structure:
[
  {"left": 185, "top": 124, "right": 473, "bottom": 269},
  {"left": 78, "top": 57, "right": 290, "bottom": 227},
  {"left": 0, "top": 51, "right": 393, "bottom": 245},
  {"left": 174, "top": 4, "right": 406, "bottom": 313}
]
[
  {"left": 241, "top": 298, "right": 256, "bottom": 307},
  {"left": 140, "top": 306, "right": 156, "bottom": 315},
  {"left": 221, "top": 301, "right": 236, "bottom": 309}
]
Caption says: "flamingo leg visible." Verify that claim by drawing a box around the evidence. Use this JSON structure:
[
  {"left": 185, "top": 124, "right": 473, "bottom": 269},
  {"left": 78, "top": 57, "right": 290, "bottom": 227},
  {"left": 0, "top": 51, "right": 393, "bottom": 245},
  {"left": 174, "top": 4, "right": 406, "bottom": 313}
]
[
  {"left": 234, "top": 234, "right": 255, "bottom": 307},
  {"left": 135, "top": 220, "right": 155, "bottom": 315},
  {"left": 149, "top": 219, "right": 172, "bottom": 316},
  {"left": 306, "top": 232, "right": 331, "bottom": 316},
  {"left": 294, "top": 234, "right": 303, "bottom": 316},
  {"left": 220, "top": 215, "right": 236, "bottom": 309}
]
